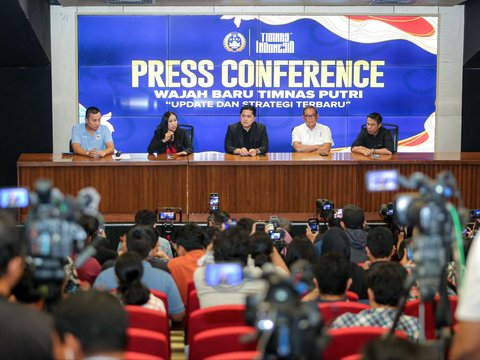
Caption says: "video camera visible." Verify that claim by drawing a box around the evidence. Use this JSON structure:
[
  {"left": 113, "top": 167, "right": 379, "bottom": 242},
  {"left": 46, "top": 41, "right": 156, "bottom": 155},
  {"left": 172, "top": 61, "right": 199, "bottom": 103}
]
[
  {"left": 367, "top": 170, "right": 463, "bottom": 302},
  {"left": 315, "top": 199, "right": 335, "bottom": 220},
  {"left": 469, "top": 209, "right": 480, "bottom": 220},
  {"left": 23, "top": 179, "right": 103, "bottom": 302},
  {"left": 245, "top": 260, "right": 326, "bottom": 359},
  {"left": 155, "top": 207, "right": 182, "bottom": 241}
]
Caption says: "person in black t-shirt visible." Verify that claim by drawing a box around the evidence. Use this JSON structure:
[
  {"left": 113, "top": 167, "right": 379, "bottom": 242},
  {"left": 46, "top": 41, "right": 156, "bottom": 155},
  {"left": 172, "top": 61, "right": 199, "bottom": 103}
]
[{"left": 351, "top": 112, "right": 395, "bottom": 156}]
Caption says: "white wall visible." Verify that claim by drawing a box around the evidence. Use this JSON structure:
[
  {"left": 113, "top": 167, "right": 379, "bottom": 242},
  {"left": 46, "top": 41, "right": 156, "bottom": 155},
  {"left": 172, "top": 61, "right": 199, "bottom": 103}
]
[{"left": 50, "top": 5, "right": 464, "bottom": 153}]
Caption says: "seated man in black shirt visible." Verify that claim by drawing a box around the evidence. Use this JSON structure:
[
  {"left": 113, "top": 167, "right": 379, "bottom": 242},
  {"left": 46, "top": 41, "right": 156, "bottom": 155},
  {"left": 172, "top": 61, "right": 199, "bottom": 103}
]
[
  {"left": 351, "top": 112, "right": 395, "bottom": 156},
  {"left": 224, "top": 104, "right": 269, "bottom": 156}
]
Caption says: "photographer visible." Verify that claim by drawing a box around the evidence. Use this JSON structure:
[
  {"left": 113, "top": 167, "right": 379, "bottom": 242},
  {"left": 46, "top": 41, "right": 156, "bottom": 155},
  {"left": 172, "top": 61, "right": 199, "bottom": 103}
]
[
  {"left": 341, "top": 204, "right": 369, "bottom": 264},
  {"left": 321, "top": 227, "right": 368, "bottom": 300},
  {"left": 0, "top": 212, "right": 53, "bottom": 358},
  {"left": 284, "top": 236, "right": 317, "bottom": 269},
  {"left": 193, "top": 227, "right": 267, "bottom": 308}
]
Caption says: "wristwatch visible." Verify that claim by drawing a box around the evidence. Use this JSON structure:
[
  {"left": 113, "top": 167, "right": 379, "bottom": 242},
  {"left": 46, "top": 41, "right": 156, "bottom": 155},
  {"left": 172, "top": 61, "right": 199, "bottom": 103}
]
[{"left": 86, "top": 151, "right": 90, "bottom": 156}]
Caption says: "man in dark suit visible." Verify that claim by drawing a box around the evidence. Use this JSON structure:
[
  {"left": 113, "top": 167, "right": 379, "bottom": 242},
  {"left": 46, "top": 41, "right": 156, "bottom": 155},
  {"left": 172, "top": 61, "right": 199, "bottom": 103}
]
[{"left": 224, "top": 104, "right": 269, "bottom": 156}]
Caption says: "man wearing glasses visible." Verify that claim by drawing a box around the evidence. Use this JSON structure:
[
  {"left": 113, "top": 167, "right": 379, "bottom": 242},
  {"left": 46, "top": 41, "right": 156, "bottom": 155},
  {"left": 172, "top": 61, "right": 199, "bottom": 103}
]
[
  {"left": 351, "top": 112, "right": 394, "bottom": 156},
  {"left": 291, "top": 106, "right": 334, "bottom": 154}
]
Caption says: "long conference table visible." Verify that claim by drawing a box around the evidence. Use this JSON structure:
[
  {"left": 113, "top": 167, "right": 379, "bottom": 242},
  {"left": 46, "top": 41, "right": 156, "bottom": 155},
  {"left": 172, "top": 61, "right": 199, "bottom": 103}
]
[{"left": 17, "top": 152, "right": 480, "bottom": 223}]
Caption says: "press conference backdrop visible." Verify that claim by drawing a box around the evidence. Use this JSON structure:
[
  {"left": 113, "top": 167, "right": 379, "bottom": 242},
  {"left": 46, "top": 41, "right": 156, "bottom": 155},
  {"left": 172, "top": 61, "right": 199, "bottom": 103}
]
[{"left": 78, "top": 15, "right": 437, "bottom": 153}]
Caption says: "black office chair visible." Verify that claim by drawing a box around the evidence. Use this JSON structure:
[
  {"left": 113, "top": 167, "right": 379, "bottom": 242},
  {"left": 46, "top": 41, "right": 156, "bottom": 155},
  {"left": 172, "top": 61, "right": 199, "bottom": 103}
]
[
  {"left": 361, "top": 123, "right": 399, "bottom": 153},
  {"left": 179, "top": 124, "right": 194, "bottom": 144},
  {"left": 69, "top": 139, "right": 74, "bottom": 153}
]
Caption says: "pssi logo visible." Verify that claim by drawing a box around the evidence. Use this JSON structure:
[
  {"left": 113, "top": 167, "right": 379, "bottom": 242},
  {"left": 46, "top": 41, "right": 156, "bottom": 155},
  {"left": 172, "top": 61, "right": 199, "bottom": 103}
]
[{"left": 223, "top": 32, "right": 246, "bottom": 53}]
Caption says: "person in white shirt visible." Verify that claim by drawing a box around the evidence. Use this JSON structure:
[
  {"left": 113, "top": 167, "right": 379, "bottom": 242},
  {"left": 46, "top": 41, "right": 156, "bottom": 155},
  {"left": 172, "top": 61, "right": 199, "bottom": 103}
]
[{"left": 291, "top": 106, "right": 334, "bottom": 154}]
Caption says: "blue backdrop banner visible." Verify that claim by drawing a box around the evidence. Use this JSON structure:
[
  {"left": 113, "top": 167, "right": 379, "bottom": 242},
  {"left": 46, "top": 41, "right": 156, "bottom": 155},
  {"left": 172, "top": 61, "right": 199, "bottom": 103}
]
[{"left": 78, "top": 15, "right": 437, "bottom": 153}]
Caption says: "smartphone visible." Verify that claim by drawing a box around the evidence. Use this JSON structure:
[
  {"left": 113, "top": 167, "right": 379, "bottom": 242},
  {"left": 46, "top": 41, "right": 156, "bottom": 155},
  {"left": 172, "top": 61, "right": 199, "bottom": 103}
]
[
  {"left": 365, "top": 170, "right": 399, "bottom": 192},
  {"left": 269, "top": 215, "right": 279, "bottom": 229},
  {"left": 269, "top": 230, "right": 283, "bottom": 241},
  {"left": 406, "top": 246, "right": 413, "bottom": 261},
  {"left": 334, "top": 209, "right": 343, "bottom": 219},
  {"left": 205, "top": 263, "right": 243, "bottom": 286},
  {"left": 0, "top": 187, "right": 29, "bottom": 208},
  {"left": 209, "top": 193, "right": 219, "bottom": 213},
  {"left": 254, "top": 222, "right": 266, "bottom": 233},
  {"left": 159, "top": 211, "right": 176, "bottom": 221},
  {"left": 308, "top": 218, "right": 319, "bottom": 233}
]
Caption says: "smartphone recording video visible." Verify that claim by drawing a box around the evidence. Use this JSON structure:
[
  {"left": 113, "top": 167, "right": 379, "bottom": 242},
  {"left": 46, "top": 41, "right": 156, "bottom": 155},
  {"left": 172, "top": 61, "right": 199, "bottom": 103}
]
[
  {"left": 269, "top": 230, "right": 283, "bottom": 241},
  {"left": 0, "top": 187, "right": 29, "bottom": 208},
  {"left": 334, "top": 208, "right": 343, "bottom": 219},
  {"left": 205, "top": 263, "right": 243, "bottom": 286},
  {"left": 269, "top": 215, "right": 279, "bottom": 229},
  {"left": 254, "top": 222, "right": 266, "bottom": 233},
  {"left": 307, "top": 218, "right": 319, "bottom": 233},
  {"left": 366, "top": 170, "right": 399, "bottom": 192},
  {"left": 209, "top": 193, "right": 219, "bottom": 213}
]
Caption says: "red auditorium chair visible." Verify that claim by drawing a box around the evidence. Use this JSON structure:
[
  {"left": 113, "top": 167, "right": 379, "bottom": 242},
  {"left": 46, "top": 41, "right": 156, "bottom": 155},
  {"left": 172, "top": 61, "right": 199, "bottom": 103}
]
[
  {"left": 322, "top": 327, "right": 408, "bottom": 360},
  {"left": 125, "top": 305, "right": 170, "bottom": 350},
  {"left": 187, "top": 305, "right": 247, "bottom": 345},
  {"left": 149, "top": 289, "right": 169, "bottom": 316},
  {"left": 124, "top": 351, "right": 165, "bottom": 360},
  {"left": 204, "top": 351, "right": 261, "bottom": 360},
  {"left": 346, "top": 291, "right": 359, "bottom": 301},
  {"left": 404, "top": 295, "right": 457, "bottom": 339},
  {"left": 187, "top": 289, "right": 200, "bottom": 317},
  {"left": 184, "top": 288, "right": 201, "bottom": 344},
  {"left": 126, "top": 328, "right": 169, "bottom": 359},
  {"left": 189, "top": 326, "right": 258, "bottom": 360},
  {"left": 318, "top": 301, "right": 370, "bottom": 326}
]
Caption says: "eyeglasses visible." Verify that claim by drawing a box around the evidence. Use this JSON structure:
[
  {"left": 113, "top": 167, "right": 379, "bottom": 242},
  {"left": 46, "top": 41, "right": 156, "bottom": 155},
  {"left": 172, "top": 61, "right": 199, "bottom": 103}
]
[{"left": 303, "top": 114, "right": 316, "bottom": 119}]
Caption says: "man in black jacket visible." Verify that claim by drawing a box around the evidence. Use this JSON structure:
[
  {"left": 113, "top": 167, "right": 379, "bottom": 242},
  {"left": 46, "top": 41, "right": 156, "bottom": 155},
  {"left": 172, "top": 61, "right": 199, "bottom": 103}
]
[{"left": 224, "top": 104, "right": 269, "bottom": 156}]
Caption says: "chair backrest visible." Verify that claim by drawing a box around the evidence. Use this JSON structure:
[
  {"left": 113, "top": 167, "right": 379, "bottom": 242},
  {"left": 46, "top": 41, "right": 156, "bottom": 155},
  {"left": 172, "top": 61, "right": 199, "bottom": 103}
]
[
  {"left": 124, "top": 351, "right": 165, "bottom": 360},
  {"left": 318, "top": 301, "right": 370, "bottom": 326},
  {"left": 126, "top": 328, "right": 169, "bottom": 360},
  {"left": 188, "top": 289, "right": 200, "bottom": 318},
  {"left": 187, "top": 305, "right": 247, "bottom": 345},
  {"left": 189, "top": 326, "right": 257, "bottom": 360},
  {"left": 124, "top": 305, "right": 170, "bottom": 350},
  {"left": 346, "top": 291, "right": 359, "bottom": 302},
  {"left": 184, "top": 288, "right": 201, "bottom": 345},
  {"left": 204, "top": 351, "right": 261, "bottom": 360},
  {"left": 69, "top": 139, "right": 73, "bottom": 152},
  {"left": 179, "top": 124, "right": 194, "bottom": 144},
  {"left": 404, "top": 295, "right": 457, "bottom": 340},
  {"left": 323, "top": 327, "right": 408, "bottom": 360},
  {"left": 360, "top": 123, "right": 399, "bottom": 153},
  {"left": 149, "top": 289, "right": 169, "bottom": 317}
]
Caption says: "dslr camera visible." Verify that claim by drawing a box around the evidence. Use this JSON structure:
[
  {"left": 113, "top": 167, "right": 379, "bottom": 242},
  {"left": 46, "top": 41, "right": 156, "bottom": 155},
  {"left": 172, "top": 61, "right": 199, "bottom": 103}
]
[{"left": 315, "top": 199, "right": 335, "bottom": 220}]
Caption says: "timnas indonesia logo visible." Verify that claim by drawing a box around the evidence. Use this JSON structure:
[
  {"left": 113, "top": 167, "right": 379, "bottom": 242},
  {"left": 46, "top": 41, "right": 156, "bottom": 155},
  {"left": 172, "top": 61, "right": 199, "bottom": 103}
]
[{"left": 256, "top": 32, "right": 294, "bottom": 54}]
